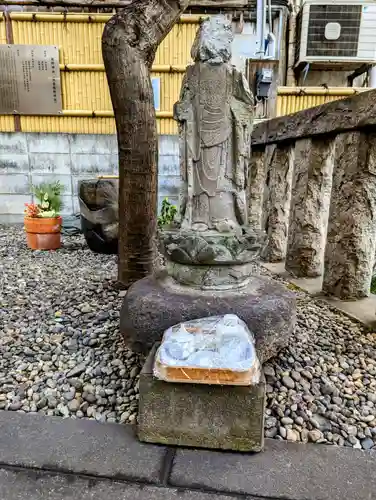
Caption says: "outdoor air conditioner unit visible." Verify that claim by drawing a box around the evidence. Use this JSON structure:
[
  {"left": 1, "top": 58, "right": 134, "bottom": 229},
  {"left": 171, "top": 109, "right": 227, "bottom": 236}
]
[{"left": 295, "top": 0, "right": 376, "bottom": 69}]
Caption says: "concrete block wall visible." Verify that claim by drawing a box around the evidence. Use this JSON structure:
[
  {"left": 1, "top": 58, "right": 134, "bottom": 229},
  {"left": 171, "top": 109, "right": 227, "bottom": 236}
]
[{"left": 0, "top": 132, "right": 180, "bottom": 223}]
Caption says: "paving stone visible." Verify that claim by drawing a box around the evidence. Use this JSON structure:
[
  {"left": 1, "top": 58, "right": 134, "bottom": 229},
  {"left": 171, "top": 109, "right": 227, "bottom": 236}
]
[
  {"left": 0, "top": 468, "right": 248, "bottom": 500},
  {"left": 0, "top": 411, "right": 165, "bottom": 483},
  {"left": 170, "top": 438, "right": 376, "bottom": 500}
]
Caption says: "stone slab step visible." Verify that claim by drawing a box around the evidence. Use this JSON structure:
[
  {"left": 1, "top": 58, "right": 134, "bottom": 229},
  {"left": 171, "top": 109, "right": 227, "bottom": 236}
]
[
  {"left": 0, "top": 411, "right": 166, "bottom": 483},
  {"left": 171, "top": 440, "right": 376, "bottom": 500},
  {"left": 0, "top": 411, "right": 375, "bottom": 500},
  {"left": 0, "top": 468, "right": 243, "bottom": 500}
]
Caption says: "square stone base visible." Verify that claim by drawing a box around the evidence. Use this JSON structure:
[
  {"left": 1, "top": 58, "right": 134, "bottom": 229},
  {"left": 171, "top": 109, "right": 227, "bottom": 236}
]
[{"left": 137, "top": 344, "right": 266, "bottom": 452}]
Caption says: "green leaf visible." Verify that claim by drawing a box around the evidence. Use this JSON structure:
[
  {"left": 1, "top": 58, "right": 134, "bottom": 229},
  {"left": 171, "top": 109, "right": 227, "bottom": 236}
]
[
  {"left": 31, "top": 181, "right": 64, "bottom": 216},
  {"left": 158, "top": 197, "right": 177, "bottom": 228}
]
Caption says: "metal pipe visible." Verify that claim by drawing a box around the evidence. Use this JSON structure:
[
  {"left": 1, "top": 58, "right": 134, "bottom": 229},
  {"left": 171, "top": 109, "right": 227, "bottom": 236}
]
[
  {"left": 267, "top": 33, "right": 276, "bottom": 59},
  {"left": 9, "top": 13, "right": 111, "bottom": 22},
  {"left": 261, "top": 0, "right": 266, "bottom": 58},
  {"left": 268, "top": 0, "right": 272, "bottom": 38},
  {"left": 59, "top": 63, "right": 187, "bottom": 73},
  {"left": 266, "top": 0, "right": 275, "bottom": 58},
  {"left": 0, "top": 0, "right": 134, "bottom": 5},
  {"left": 256, "top": 0, "right": 264, "bottom": 59},
  {"left": 59, "top": 110, "right": 174, "bottom": 118},
  {"left": 9, "top": 12, "right": 204, "bottom": 23},
  {"left": 278, "top": 86, "right": 364, "bottom": 96},
  {"left": 1, "top": 0, "right": 216, "bottom": 5},
  {"left": 62, "top": 110, "right": 114, "bottom": 117},
  {"left": 277, "top": 8, "right": 283, "bottom": 59},
  {"left": 1, "top": 110, "right": 174, "bottom": 118},
  {"left": 286, "top": 1, "right": 297, "bottom": 86},
  {"left": 368, "top": 66, "right": 376, "bottom": 88}
]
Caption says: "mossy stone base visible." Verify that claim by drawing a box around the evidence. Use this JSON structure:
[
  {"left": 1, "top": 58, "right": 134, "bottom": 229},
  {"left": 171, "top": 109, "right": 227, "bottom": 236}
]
[
  {"left": 137, "top": 345, "right": 266, "bottom": 452},
  {"left": 120, "top": 273, "right": 296, "bottom": 364}
]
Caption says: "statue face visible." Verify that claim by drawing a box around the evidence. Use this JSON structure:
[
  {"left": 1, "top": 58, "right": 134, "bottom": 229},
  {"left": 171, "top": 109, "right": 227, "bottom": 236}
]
[{"left": 191, "top": 15, "right": 233, "bottom": 64}]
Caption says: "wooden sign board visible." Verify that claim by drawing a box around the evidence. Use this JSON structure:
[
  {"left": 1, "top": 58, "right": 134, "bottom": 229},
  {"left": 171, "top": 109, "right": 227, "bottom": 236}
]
[{"left": 0, "top": 45, "right": 62, "bottom": 115}]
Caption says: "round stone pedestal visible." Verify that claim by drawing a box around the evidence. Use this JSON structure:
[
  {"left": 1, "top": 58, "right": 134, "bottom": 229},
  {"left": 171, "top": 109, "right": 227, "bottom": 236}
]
[{"left": 120, "top": 273, "right": 296, "bottom": 363}]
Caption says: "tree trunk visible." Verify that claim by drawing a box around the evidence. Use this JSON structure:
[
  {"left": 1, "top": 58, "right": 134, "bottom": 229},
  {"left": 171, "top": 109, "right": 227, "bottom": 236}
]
[{"left": 102, "top": 0, "right": 190, "bottom": 287}]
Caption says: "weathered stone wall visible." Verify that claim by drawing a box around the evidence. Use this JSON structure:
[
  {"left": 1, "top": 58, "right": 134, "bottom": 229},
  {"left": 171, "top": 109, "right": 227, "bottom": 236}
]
[
  {"left": 252, "top": 89, "right": 376, "bottom": 146},
  {"left": 0, "top": 133, "right": 180, "bottom": 223},
  {"left": 261, "top": 143, "right": 293, "bottom": 262},
  {"left": 250, "top": 89, "right": 376, "bottom": 299},
  {"left": 296, "top": 69, "right": 353, "bottom": 88},
  {"left": 286, "top": 137, "right": 334, "bottom": 278},
  {"left": 323, "top": 131, "right": 376, "bottom": 299}
]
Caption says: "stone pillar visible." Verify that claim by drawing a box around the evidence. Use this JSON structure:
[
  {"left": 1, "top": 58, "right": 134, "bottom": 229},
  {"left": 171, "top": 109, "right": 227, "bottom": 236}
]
[
  {"left": 248, "top": 147, "right": 266, "bottom": 229},
  {"left": 262, "top": 143, "right": 294, "bottom": 262},
  {"left": 285, "top": 138, "right": 334, "bottom": 277},
  {"left": 323, "top": 131, "right": 376, "bottom": 299}
]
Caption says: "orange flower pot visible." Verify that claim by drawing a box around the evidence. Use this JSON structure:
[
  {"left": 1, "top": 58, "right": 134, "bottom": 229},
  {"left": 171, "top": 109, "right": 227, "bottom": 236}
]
[{"left": 24, "top": 216, "right": 62, "bottom": 250}]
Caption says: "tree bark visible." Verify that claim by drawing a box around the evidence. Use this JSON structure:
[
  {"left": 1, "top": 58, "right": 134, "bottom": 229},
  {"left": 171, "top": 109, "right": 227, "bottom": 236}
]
[{"left": 102, "top": 0, "right": 190, "bottom": 287}]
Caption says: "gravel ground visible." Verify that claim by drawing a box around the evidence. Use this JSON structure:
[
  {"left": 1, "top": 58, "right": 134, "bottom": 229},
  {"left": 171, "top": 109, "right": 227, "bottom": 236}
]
[
  {"left": 0, "top": 225, "right": 142, "bottom": 425},
  {"left": 1, "top": 225, "right": 376, "bottom": 450}
]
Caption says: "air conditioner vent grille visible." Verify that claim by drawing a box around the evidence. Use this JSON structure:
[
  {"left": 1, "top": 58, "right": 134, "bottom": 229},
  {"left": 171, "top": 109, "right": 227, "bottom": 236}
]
[{"left": 307, "top": 4, "right": 362, "bottom": 57}]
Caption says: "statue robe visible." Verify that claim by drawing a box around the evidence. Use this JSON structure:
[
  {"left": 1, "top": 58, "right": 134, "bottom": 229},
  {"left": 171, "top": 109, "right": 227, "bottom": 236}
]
[{"left": 174, "top": 61, "right": 254, "bottom": 231}]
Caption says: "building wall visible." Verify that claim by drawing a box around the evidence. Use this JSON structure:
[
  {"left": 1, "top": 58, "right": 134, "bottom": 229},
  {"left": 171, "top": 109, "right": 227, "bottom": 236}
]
[
  {"left": 297, "top": 70, "right": 354, "bottom": 87},
  {"left": 0, "top": 132, "right": 179, "bottom": 223}
]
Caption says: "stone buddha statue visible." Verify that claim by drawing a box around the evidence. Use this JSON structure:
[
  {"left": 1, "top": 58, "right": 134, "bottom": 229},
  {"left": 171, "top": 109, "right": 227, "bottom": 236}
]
[
  {"left": 160, "top": 15, "right": 265, "bottom": 290},
  {"left": 173, "top": 15, "right": 254, "bottom": 234}
]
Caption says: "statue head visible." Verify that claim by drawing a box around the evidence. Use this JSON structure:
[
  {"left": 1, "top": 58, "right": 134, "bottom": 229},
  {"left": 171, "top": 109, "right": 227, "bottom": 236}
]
[{"left": 191, "top": 15, "right": 233, "bottom": 64}]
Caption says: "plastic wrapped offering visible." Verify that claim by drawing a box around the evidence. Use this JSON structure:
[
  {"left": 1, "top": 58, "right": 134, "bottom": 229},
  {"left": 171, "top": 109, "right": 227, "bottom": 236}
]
[{"left": 154, "top": 314, "right": 261, "bottom": 386}]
